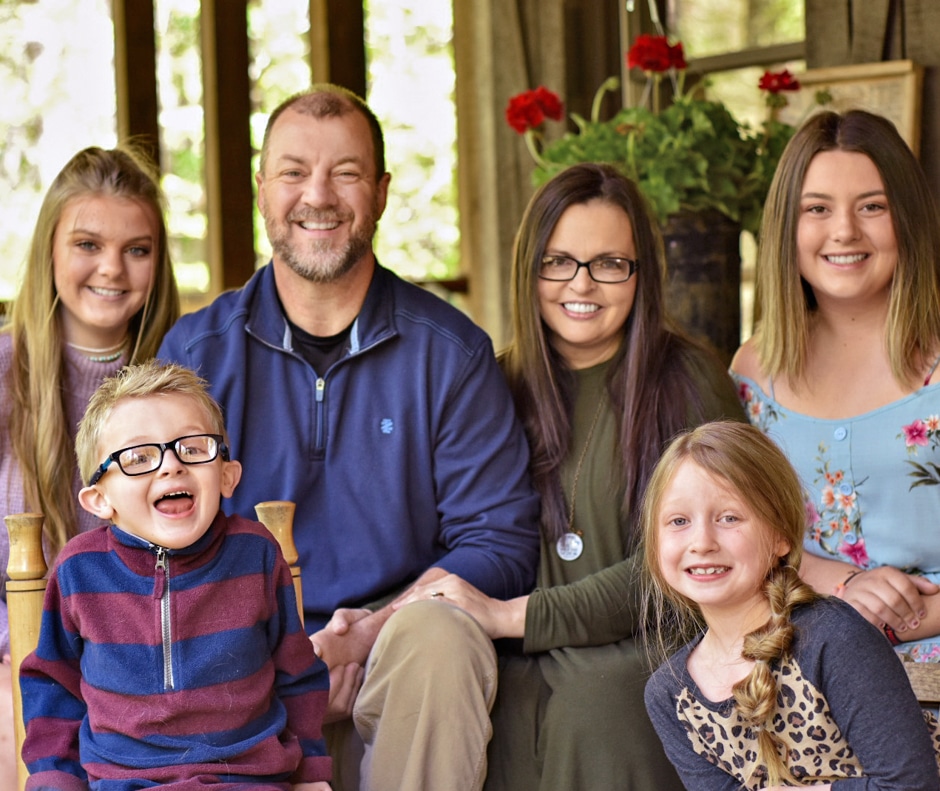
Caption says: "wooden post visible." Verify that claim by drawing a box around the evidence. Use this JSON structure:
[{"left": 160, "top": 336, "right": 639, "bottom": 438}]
[
  {"left": 112, "top": 0, "right": 161, "bottom": 164},
  {"left": 307, "top": 0, "right": 367, "bottom": 95},
  {"left": 5, "top": 513, "right": 48, "bottom": 791},
  {"left": 254, "top": 501, "right": 303, "bottom": 626},
  {"left": 200, "top": 0, "right": 256, "bottom": 295}
]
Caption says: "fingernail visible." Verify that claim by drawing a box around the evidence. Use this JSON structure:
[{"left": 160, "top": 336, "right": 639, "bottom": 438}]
[
  {"left": 910, "top": 620, "right": 919, "bottom": 629},
  {"left": 919, "top": 610, "right": 927, "bottom": 618}
]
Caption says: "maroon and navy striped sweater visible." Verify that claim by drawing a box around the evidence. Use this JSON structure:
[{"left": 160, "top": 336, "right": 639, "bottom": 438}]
[{"left": 20, "top": 511, "right": 331, "bottom": 790}]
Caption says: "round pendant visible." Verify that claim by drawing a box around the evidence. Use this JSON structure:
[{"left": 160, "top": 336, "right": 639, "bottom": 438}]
[{"left": 556, "top": 532, "right": 584, "bottom": 561}]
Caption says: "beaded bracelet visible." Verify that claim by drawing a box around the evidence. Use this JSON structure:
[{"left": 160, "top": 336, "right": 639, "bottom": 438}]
[
  {"left": 883, "top": 623, "right": 902, "bottom": 646},
  {"left": 833, "top": 569, "right": 863, "bottom": 598}
]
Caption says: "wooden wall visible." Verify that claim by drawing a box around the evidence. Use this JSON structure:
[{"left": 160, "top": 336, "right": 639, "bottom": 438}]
[{"left": 806, "top": 0, "right": 940, "bottom": 197}]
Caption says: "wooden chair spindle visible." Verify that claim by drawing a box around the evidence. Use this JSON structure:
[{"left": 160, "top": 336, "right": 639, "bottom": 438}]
[
  {"left": 5, "top": 512, "right": 48, "bottom": 791},
  {"left": 254, "top": 500, "right": 304, "bottom": 626}
]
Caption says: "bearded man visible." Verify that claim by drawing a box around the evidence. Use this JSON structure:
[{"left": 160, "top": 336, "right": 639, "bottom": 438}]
[{"left": 158, "top": 84, "right": 539, "bottom": 791}]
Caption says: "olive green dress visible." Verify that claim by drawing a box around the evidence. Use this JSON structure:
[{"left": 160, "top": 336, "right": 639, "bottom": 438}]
[{"left": 485, "top": 351, "right": 744, "bottom": 791}]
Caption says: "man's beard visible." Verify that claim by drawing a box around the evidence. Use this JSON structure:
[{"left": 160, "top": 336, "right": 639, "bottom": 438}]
[{"left": 265, "top": 203, "right": 379, "bottom": 284}]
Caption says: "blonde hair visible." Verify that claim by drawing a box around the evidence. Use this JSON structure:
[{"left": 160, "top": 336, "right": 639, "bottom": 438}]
[
  {"left": 4, "top": 143, "right": 180, "bottom": 552},
  {"left": 753, "top": 110, "right": 940, "bottom": 388},
  {"left": 640, "top": 421, "right": 820, "bottom": 786},
  {"left": 77, "top": 361, "right": 226, "bottom": 486}
]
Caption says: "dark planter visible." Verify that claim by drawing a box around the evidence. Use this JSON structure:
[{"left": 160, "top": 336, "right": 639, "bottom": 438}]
[{"left": 662, "top": 209, "right": 742, "bottom": 365}]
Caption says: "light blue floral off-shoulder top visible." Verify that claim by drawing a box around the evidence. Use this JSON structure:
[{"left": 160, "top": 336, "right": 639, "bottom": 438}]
[{"left": 731, "top": 371, "right": 940, "bottom": 661}]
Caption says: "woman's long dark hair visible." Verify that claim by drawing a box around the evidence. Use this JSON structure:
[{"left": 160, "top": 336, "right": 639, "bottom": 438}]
[{"left": 501, "top": 163, "right": 714, "bottom": 549}]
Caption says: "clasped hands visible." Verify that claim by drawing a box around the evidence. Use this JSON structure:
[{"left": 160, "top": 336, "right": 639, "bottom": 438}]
[
  {"left": 309, "top": 567, "right": 454, "bottom": 722},
  {"left": 310, "top": 607, "right": 373, "bottom": 723},
  {"left": 310, "top": 568, "right": 520, "bottom": 721}
]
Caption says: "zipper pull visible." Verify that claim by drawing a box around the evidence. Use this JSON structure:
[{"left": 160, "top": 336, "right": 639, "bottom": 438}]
[
  {"left": 316, "top": 377, "right": 325, "bottom": 402},
  {"left": 153, "top": 546, "right": 167, "bottom": 598}
]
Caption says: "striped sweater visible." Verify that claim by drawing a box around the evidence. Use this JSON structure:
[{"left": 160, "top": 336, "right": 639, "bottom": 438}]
[{"left": 20, "top": 512, "right": 331, "bottom": 790}]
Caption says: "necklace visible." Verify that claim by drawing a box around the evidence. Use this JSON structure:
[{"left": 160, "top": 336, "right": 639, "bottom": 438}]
[
  {"left": 556, "top": 396, "right": 605, "bottom": 561},
  {"left": 66, "top": 339, "right": 128, "bottom": 363}
]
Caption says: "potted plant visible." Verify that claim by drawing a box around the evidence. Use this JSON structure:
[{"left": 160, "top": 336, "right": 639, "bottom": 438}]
[{"left": 506, "top": 35, "right": 829, "bottom": 359}]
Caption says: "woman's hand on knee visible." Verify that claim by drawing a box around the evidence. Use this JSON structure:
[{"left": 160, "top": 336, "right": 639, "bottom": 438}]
[{"left": 393, "top": 573, "right": 527, "bottom": 640}]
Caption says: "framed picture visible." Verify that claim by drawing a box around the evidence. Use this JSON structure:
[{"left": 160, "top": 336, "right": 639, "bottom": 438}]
[{"left": 779, "top": 59, "right": 924, "bottom": 155}]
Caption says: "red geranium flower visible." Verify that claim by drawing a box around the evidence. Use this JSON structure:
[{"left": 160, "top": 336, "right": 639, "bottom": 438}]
[
  {"left": 533, "top": 86, "right": 564, "bottom": 122},
  {"left": 505, "top": 86, "right": 564, "bottom": 134},
  {"left": 758, "top": 69, "right": 801, "bottom": 94},
  {"left": 668, "top": 41, "right": 687, "bottom": 71},
  {"left": 627, "top": 34, "right": 684, "bottom": 73}
]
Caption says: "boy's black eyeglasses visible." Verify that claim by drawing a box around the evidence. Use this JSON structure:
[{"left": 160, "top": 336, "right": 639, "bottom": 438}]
[
  {"left": 88, "top": 434, "right": 230, "bottom": 486},
  {"left": 539, "top": 255, "right": 638, "bottom": 283}
]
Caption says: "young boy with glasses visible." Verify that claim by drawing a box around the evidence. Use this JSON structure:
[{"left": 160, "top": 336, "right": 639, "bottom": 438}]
[{"left": 18, "top": 360, "right": 332, "bottom": 790}]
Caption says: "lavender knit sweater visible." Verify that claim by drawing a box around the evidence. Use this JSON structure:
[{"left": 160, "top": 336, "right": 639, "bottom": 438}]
[{"left": 0, "top": 332, "right": 126, "bottom": 655}]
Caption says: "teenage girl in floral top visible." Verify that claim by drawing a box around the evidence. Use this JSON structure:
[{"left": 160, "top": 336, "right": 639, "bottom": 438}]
[{"left": 731, "top": 109, "right": 940, "bottom": 662}]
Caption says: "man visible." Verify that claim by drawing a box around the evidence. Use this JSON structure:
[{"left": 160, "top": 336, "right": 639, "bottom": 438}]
[{"left": 158, "top": 84, "right": 540, "bottom": 791}]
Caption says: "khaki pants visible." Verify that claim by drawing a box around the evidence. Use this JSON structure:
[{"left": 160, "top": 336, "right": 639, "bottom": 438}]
[{"left": 327, "top": 600, "right": 498, "bottom": 791}]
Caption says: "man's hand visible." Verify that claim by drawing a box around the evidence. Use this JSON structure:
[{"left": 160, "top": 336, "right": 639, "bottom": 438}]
[
  {"left": 311, "top": 608, "right": 378, "bottom": 669},
  {"left": 320, "top": 608, "right": 371, "bottom": 637},
  {"left": 324, "top": 661, "right": 364, "bottom": 724},
  {"left": 309, "top": 609, "right": 372, "bottom": 722},
  {"left": 310, "top": 568, "right": 454, "bottom": 719}
]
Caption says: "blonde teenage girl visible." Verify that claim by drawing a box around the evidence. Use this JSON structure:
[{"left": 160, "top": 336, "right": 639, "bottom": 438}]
[
  {"left": 731, "top": 110, "right": 940, "bottom": 659},
  {"left": 0, "top": 144, "right": 180, "bottom": 786}
]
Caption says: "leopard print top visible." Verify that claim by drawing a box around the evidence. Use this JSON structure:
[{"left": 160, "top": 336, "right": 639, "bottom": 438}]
[
  {"left": 645, "top": 598, "right": 940, "bottom": 791},
  {"left": 673, "top": 656, "right": 863, "bottom": 785}
]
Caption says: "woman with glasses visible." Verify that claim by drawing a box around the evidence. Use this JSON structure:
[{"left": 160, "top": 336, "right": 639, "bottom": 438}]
[
  {"left": 0, "top": 144, "right": 179, "bottom": 786},
  {"left": 397, "top": 163, "right": 743, "bottom": 790}
]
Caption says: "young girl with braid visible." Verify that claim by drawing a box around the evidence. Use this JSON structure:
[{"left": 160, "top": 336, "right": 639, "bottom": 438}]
[{"left": 642, "top": 421, "right": 939, "bottom": 790}]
